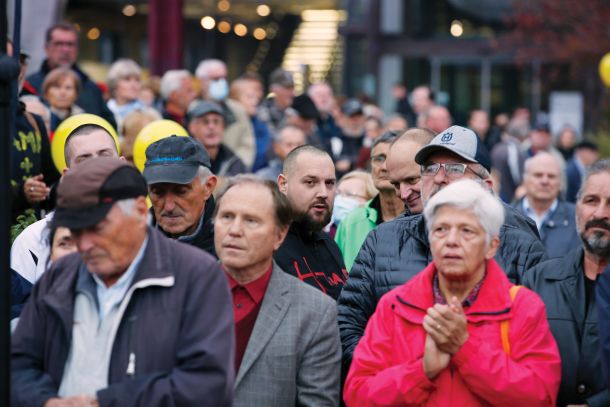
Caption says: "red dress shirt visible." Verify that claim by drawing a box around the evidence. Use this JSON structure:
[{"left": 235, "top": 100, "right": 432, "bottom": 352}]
[{"left": 225, "top": 266, "right": 272, "bottom": 371}]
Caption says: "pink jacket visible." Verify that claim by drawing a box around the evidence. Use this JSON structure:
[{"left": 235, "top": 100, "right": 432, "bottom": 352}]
[{"left": 344, "top": 259, "right": 561, "bottom": 406}]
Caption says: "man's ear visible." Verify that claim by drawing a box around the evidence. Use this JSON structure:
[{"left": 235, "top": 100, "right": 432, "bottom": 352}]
[
  {"left": 204, "top": 175, "right": 218, "bottom": 199},
  {"left": 273, "top": 225, "right": 290, "bottom": 250},
  {"left": 277, "top": 174, "right": 287, "bottom": 193},
  {"left": 485, "top": 235, "right": 500, "bottom": 260},
  {"left": 135, "top": 195, "right": 149, "bottom": 222}
]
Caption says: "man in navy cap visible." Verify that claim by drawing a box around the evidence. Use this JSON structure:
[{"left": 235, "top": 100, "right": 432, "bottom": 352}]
[
  {"left": 12, "top": 157, "right": 234, "bottom": 407},
  {"left": 337, "top": 125, "right": 547, "bottom": 374},
  {"left": 144, "top": 135, "right": 218, "bottom": 257}
]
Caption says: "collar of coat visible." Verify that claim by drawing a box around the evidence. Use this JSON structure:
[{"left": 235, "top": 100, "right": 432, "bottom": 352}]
[{"left": 392, "top": 258, "right": 516, "bottom": 324}]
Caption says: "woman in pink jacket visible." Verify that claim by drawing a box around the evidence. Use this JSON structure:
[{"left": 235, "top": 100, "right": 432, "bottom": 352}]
[{"left": 344, "top": 179, "right": 561, "bottom": 406}]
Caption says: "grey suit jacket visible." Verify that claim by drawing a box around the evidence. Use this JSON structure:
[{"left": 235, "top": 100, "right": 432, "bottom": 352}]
[{"left": 234, "top": 262, "right": 341, "bottom": 407}]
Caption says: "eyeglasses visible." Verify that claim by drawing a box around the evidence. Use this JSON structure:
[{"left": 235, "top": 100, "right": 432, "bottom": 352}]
[
  {"left": 421, "top": 163, "right": 479, "bottom": 179},
  {"left": 370, "top": 154, "right": 386, "bottom": 165}
]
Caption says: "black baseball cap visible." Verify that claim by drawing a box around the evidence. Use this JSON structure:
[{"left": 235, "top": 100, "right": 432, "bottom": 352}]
[
  {"left": 342, "top": 98, "right": 364, "bottom": 117},
  {"left": 291, "top": 94, "right": 319, "bottom": 120},
  {"left": 143, "top": 135, "right": 212, "bottom": 185},
  {"left": 54, "top": 157, "right": 148, "bottom": 229}
]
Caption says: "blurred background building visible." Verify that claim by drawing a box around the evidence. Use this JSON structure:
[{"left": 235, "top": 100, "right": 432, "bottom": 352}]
[{"left": 12, "top": 0, "right": 610, "bottom": 135}]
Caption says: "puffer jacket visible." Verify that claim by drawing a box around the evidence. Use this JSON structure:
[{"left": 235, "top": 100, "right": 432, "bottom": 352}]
[
  {"left": 524, "top": 248, "right": 610, "bottom": 407},
  {"left": 338, "top": 203, "right": 546, "bottom": 368},
  {"left": 344, "top": 259, "right": 561, "bottom": 406}
]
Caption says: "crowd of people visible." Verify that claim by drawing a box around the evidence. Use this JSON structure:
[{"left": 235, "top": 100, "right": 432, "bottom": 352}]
[{"left": 7, "top": 21, "right": 610, "bottom": 407}]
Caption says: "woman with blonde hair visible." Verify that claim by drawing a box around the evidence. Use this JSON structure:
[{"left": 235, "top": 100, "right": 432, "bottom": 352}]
[{"left": 42, "top": 67, "right": 83, "bottom": 137}]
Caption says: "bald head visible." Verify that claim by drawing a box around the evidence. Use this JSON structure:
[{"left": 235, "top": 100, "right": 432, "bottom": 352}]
[
  {"left": 424, "top": 106, "right": 452, "bottom": 134},
  {"left": 523, "top": 152, "right": 562, "bottom": 206},
  {"left": 282, "top": 145, "right": 332, "bottom": 178}
]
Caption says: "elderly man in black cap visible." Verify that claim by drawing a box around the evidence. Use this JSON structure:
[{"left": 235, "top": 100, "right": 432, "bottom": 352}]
[
  {"left": 144, "top": 135, "right": 218, "bottom": 257},
  {"left": 11, "top": 157, "right": 234, "bottom": 407},
  {"left": 187, "top": 100, "right": 248, "bottom": 178},
  {"left": 337, "top": 125, "right": 547, "bottom": 374}
]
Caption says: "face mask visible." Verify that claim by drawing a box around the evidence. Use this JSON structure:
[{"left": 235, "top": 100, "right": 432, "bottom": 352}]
[
  {"left": 331, "top": 195, "right": 362, "bottom": 225},
  {"left": 208, "top": 78, "right": 228, "bottom": 101}
]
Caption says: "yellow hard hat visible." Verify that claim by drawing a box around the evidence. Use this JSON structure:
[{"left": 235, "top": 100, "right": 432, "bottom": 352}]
[
  {"left": 51, "top": 113, "right": 119, "bottom": 173},
  {"left": 132, "top": 119, "right": 189, "bottom": 172}
]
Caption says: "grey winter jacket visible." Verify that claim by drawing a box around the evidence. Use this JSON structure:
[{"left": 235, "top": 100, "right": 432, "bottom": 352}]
[{"left": 337, "top": 203, "right": 546, "bottom": 368}]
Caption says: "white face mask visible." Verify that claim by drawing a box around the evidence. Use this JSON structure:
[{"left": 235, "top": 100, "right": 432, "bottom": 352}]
[
  {"left": 208, "top": 78, "right": 228, "bottom": 101},
  {"left": 331, "top": 195, "right": 362, "bottom": 225}
]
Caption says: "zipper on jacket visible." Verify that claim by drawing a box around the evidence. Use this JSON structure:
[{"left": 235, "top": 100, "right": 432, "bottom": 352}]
[
  {"left": 125, "top": 314, "right": 137, "bottom": 377},
  {"left": 126, "top": 352, "right": 136, "bottom": 377}
]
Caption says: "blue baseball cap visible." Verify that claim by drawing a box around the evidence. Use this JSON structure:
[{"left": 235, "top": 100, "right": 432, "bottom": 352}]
[{"left": 143, "top": 135, "right": 212, "bottom": 185}]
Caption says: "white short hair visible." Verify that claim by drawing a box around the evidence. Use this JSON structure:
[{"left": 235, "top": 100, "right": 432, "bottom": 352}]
[
  {"left": 423, "top": 179, "right": 505, "bottom": 244},
  {"left": 160, "top": 70, "right": 191, "bottom": 100},
  {"left": 195, "top": 59, "right": 226, "bottom": 80},
  {"left": 107, "top": 58, "right": 141, "bottom": 95}
]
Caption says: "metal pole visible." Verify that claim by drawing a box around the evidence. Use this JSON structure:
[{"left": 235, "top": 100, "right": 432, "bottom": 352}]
[{"left": 0, "top": 0, "right": 21, "bottom": 402}]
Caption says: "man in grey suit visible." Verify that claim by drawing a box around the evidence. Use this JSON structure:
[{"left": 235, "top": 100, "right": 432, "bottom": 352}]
[{"left": 214, "top": 175, "right": 341, "bottom": 406}]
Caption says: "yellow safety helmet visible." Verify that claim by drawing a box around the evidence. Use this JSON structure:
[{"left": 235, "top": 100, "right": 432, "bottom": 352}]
[
  {"left": 51, "top": 114, "right": 119, "bottom": 173},
  {"left": 132, "top": 119, "right": 189, "bottom": 172}
]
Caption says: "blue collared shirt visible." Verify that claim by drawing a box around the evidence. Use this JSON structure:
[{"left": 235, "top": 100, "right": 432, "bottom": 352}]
[
  {"left": 522, "top": 197, "right": 558, "bottom": 232},
  {"left": 91, "top": 236, "right": 149, "bottom": 320}
]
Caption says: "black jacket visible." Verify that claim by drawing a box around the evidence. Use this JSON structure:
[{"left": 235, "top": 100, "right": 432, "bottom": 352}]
[
  {"left": 211, "top": 144, "right": 248, "bottom": 178},
  {"left": 524, "top": 248, "right": 610, "bottom": 407},
  {"left": 274, "top": 221, "right": 348, "bottom": 300},
  {"left": 337, "top": 203, "right": 546, "bottom": 368},
  {"left": 150, "top": 195, "right": 216, "bottom": 258},
  {"left": 11, "top": 227, "right": 234, "bottom": 407}
]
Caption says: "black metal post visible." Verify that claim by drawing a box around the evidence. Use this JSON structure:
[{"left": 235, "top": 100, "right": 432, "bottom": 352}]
[{"left": 0, "top": 0, "right": 21, "bottom": 403}]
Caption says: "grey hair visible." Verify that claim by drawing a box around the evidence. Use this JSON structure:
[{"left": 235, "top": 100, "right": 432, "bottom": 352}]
[
  {"left": 423, "top": 178, "right": 504, "bottom": 245},
  {"left": 196, "top": 165, "right": 214, "bottom": 186},
  {"left": 116, "top": 198, "right": 152, "bottom": 225},
  {"left": 195, "top": 59, "right": 226, "bottom": 80},
  {"left": 577, "top": 159, "right": 610, "bottom": 201},
  {"left": 107, "top": 59, "right": 142, "bottom": 96},
  {"left": 116, "top": 198, "right": 137, "bottom": 216},
  {"left": 160, "top": 70, "right": 191, "bottom": 100}
]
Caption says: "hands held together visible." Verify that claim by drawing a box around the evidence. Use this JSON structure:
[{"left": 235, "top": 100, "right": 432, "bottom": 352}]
[{"left": 422, "top": 296, "right": 469, "bottom": 379}]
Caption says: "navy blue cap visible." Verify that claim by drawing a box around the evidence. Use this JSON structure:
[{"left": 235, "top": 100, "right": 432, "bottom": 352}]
[{"left": 143, "top": 136, "right": 211, "bottom": 185}]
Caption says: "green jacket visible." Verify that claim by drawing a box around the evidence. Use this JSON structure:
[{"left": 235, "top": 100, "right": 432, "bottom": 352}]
[{"left": 335, "top": 197, "right": 379, "bottom": 271}]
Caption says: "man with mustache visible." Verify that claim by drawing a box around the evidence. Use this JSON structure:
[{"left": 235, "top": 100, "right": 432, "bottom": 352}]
[
  {"left": 525, "top": 159, "right": 610, "bottom": 406},
  {"left": 276, "top": 145, "right": 348, "bottom": 300},
  {"left": 144, "top": 136, "right": 218, "bottom": 257},
  {"left": 338, "top": 125, "right": 546, "bottom": 373}
]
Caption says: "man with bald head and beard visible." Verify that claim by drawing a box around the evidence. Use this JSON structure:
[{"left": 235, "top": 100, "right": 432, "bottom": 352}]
[
  {"left": 338, "top": 125, "right": 546, "bottom": 373},
  {"left": 276, "top": 145, "right": 348, "bottom": 300}
]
